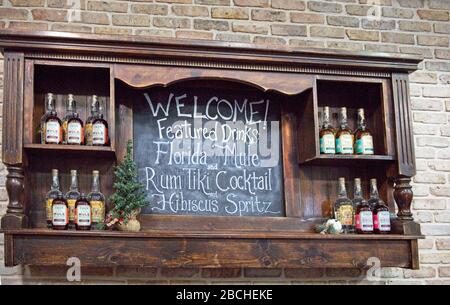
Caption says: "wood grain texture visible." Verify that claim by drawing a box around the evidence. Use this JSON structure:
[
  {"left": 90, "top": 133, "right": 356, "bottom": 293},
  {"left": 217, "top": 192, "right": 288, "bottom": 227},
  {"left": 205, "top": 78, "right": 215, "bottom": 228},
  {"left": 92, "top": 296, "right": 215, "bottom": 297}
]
[
  {"left": 392, "top": 73, "right": 416, "bottom": 177},
  {"left": 2, "top": 52, "right": 24, "bottom": 165},
  {"left": 4, "top": 231, "right": 416, "bottom": 269}
]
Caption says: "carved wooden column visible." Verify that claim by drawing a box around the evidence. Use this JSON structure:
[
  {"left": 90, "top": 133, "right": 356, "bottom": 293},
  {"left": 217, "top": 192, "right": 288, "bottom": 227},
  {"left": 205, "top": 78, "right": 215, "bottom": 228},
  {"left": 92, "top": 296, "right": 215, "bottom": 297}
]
[
  {"left": 1, "top": 52, "right": 27, "bottom": 229},
  {"left": 391, "top": 73, "right": 420, "bottom": 235}
]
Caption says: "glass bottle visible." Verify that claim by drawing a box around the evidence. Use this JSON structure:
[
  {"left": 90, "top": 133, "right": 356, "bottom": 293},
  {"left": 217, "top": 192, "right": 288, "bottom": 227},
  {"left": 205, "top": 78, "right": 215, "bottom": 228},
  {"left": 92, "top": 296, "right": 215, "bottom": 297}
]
[
  {"left": 40, "top": 93, "right": 61, "bottom": 144},
  {"left": 354, "top": 178, "right": 373, "bottom": 234},
  {"left": 354, "top": 108, "right": 374, "bottom": 155},
  {"left": 334, "top": 177, "right": 354, "bottom": 233},
  {"left": 67, "top": 112, "right": 84, "bottom": 145},
  {"left": 52, "top": 193, "right": 68, "bottom": 230},
  {"left": 75, "top": 194, "right": 91, "bottom": 231},
  {"left": 62, "top": 94, "right": 76, "bottom": 144},
  {"left": 369, "top": 178, "right": 391, "bottom": 234},
  {"left": 46, "top": 169, "right": 62, "bottom": 228},
  {"left": 88, "top": 170, "right": 106, "bottom": 230},
  {"left": 85, "top": 95, "right": 99, "bottom": 146},
  {"left": 92, "top": 99, "right": 109, "bottom": 146},
  {"left": 335, "top": 107, "right": 353, "bottom": 154},
  {"left": 65, "top": 169, "right": 80, "bottom": 229},
  {"left": 319, "top": 106, "right": 335, "bottom": 154}
]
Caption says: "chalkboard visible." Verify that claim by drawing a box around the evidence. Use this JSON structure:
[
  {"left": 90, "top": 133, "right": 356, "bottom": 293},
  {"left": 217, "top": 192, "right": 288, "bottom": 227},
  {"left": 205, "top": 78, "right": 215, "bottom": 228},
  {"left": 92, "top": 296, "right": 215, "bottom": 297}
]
[{"left": 132, "top": 80, "right": 284, "bottom": 217}]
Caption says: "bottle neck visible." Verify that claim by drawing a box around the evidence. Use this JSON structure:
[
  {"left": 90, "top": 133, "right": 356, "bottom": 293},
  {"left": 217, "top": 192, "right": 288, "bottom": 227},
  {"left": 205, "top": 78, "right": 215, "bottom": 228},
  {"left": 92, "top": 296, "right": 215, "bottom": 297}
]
[
  {"left": 357, "top": 112, "right": 366, "bottom": 129},
  {"left": 339, "top": 110, "right": 348, "bottom": 129},
  {"left": 51, "top": 174, "right": 60, "bottom": 191},
  {"left": 69, "top": 174, "right": 79, "bottom": 192},
  {"left": 91, "top": 175, "right": 100, "bottom": 193},
  {"left": 370, "top": 182, "right": 379, "bottom": 199},
  {"left": 46, "top": 98, "right": 55, "bottom": 113},
  {"left": 338, "top": 180, "right": 347, "bottom": 198},
  {"left": 354, "top": 182, "right": 363, "bottom": 199},
  {"left": 322, "top": 109, "right": 331, "bottom": 129}
]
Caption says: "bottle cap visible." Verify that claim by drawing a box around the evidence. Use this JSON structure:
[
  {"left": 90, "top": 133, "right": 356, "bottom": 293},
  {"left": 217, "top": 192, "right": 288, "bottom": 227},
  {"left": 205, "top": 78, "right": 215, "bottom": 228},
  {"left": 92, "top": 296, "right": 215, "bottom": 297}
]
[
  {"left": 70, "top": 169, "right": 77, "bottom": 175},
  {"left": 354, "top": 178, "right": 361, "bottom": 184},
  {"left": 338, "top": 177, "right": 345, "bottom": 183},
  {"left": 92, "top": 170, "right": 99, "bottom": 176},
  {"left": 370, "top": 178, "right": 377, "bottom": 185},
  {"left": 52, "top": 169, "right": 58, "bottom": 175}
]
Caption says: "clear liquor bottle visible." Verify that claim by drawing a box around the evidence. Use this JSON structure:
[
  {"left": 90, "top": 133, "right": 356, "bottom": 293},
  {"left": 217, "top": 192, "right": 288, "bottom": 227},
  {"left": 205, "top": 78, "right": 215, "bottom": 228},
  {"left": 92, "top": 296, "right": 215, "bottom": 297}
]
[
  {"left": 46, "top": 169, "right": 62, "bottom": 228},
  {"left": 65, "top": 170, "right": 81, "bottom": 229},
  {"left": 354, "top": 108, "right": 374, "bottom": 155},
  {"left": 354, "top": 178, "right": 373, "bottom": 234},
  {"left": 335, "top": 107, "right": 354, "bottom": 154},
  {"left": 85, "top": 95, "right": 99, "bottom": 146},
  {"left": 62, "top": 94, "right": 76, "bottom": 144},
  {"left": 319, "top": 106, "right": 335, "bottom": 154}
]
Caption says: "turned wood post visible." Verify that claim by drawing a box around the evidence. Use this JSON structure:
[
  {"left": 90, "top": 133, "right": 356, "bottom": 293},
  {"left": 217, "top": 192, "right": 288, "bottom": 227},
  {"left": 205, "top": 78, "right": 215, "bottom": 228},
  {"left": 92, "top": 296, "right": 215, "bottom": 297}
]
[
  {"left": 393, "top": 176, "right": 413, "bottom": 221},
  {"left": 1, "top": 52, "right": 27, "bottom": 229}
]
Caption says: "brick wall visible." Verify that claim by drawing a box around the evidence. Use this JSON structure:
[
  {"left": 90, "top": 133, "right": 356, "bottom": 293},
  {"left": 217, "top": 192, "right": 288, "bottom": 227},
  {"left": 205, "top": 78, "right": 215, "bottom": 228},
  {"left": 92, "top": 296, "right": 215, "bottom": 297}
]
[{"left": 0, "top": 0, "right": 449, "bottom": 285}]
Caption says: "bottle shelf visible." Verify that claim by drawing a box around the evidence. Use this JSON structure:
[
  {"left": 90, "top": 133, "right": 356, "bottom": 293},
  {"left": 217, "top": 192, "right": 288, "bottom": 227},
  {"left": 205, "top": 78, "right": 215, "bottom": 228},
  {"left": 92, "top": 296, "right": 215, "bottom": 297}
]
[
  {"left": 24, "top": 143, "right": 115, "bottom": 155},
  {"left": 300, "top": 154, "right": 395, "bottom": 166}
]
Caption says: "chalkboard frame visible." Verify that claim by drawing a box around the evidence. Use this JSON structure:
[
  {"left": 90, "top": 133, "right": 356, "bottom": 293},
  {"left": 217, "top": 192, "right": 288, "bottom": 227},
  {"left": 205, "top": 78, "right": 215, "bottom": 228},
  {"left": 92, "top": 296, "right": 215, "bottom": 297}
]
[{"left": 115, "top": 74, "right": 306, "bottom": 231}]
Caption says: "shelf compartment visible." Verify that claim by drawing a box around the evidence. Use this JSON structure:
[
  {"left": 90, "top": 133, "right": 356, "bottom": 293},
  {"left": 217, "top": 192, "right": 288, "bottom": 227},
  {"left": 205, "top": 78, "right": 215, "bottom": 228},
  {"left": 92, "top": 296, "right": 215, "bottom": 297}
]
[
  {"left": 300, "top": 154, "right": 395, "bottom": 166},
  {"left": 24, "top": 143, "right": 115, "bottom": 155},
  {"left": 1, "top": 229, "right": 422, "bottom": 269}
]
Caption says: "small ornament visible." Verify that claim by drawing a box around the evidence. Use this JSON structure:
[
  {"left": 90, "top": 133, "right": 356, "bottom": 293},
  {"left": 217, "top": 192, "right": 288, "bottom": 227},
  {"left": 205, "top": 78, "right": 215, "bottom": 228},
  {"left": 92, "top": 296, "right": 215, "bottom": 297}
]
[{"left": 315, "top": 219, "right": 343, "bottom": 235}]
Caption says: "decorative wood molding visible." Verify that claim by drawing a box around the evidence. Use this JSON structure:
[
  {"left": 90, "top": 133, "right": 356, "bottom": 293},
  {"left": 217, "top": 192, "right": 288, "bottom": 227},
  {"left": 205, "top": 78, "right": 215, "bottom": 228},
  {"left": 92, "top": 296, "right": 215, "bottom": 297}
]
[
  {"left": 392, "top": 73, "right": 416, "bottom": 177},
  {"left": 2, "top": 52, "right": 24, "bottom": 166},
  {"left": 1, "top": 166, "right": 27, "bottom": 229},
  {"left": 27, "top": 52, "right": 393, "bottom": 78}
]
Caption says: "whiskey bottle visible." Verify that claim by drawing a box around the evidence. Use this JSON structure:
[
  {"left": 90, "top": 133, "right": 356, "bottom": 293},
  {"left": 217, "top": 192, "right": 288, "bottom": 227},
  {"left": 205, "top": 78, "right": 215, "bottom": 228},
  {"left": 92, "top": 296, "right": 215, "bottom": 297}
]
[
  {"left": 62, "top": 94, "right": 76, "bottom": 144},
  {"left": 85, "top": 95, "right": 99, "bottom": 146},
  {"left": 65, "top": 170, "right": 80, "bottom": 229},
  {"left": 40, "top": 93, "right": 60, "bottom": 144},
  {"left": 52, "top": 193, "right": 68, "bottom": 230},
  {"left": 319, "top": 106, "right": 335, "bottom": 154},
  {"left": 369, "top": 178, "right": 391, "bottom": 234},
  {"left": 92, "top": 99, "right": 109, "bottom": 146},
  {"left": 334, "top": 177, "right": 354, "bottom": 233},
  {"left": 335, "top": 107, "right": 353, "bottom": 154},
  {"left": 354, "top": 178, "right": 373, "bottom": 234},
  {"left": 75, "top": 194, "right": 91, "bottom": 231},
  {"left": 46, "top": 169, "right": 62, "bottom": 228},
  {"left": 354, "top": 108, "right": 374, "bottom": 155},
  {"left": 88, "top": 170, "right": 106, "bottom": 230}
]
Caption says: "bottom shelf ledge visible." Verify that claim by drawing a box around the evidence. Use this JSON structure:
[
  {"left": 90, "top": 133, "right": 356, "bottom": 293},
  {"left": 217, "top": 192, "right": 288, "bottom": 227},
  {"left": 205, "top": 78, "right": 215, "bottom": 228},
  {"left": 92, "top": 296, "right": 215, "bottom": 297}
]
[{"left": 1, "top": 228, "right": 422, "bottom": 270}]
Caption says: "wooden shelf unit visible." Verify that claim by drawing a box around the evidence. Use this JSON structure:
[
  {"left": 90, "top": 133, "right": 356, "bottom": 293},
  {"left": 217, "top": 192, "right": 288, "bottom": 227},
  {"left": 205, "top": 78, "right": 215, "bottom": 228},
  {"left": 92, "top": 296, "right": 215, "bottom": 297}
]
[{"left": 0, "top": 29, "right": 423, "bottom": 270}]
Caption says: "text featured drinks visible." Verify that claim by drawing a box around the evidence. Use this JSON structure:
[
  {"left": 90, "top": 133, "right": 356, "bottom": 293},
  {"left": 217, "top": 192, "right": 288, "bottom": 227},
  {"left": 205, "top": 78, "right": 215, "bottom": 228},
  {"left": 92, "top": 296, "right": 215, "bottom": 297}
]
[{"left": 139, "top": 91, "right": 282, "bottom": 217}]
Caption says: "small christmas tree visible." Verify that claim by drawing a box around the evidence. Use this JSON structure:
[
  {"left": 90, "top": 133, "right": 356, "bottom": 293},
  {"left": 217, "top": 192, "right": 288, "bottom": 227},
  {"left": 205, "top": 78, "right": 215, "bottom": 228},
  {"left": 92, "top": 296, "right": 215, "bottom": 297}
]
[{"left": 107, "top": 140, "right": 148, "bottom": 227}]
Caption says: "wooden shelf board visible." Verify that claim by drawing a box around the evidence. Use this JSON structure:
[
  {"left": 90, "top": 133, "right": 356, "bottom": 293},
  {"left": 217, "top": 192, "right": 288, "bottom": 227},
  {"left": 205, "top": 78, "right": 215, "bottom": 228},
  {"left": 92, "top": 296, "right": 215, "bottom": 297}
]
[
  {"left": 0, "top": 228, "right": 423, "bottom": 240},
  {"left": 24, "top": 144, "right": 115, "bottom": 154},
  {"left": 301, "top": 154, "right": 395, "bottom": 166}
]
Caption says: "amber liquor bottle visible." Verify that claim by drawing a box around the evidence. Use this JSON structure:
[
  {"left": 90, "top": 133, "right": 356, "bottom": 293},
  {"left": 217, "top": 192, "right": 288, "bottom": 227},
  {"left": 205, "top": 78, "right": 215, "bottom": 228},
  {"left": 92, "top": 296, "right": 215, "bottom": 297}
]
[
  {"left": 354, "top": 108, "right": 374, "bottom": 155},
  {"left": 75, "top": 194, "right": 91, "bottom": 231},
  {"left": 319, "top": 106, "right": 335, "bottom": 154},
  {"left": 92, "top": 100, "right": 109, "bottom": 146},
  {"left": 66, "top": 170, "right": 80, "bottom": 229},
  {"left": 369, "top": 178, "right": 391, "bottom": 234},
  {"left": 354, "top": 178, "right": 373, "bottom": 234},
  {"left": 334, "top": 177, "right": 354, "bottom": 233},
  {"left": 40, "top": 93, "right": 62, "bottom": 144},
  {"left": 52, "top": 193, "right": 69, "bottom": 230},
  {"left": 62, "top": 94, "right": 76, "bottom": 144},
  {"left": 65, "top": 95, "right": 84, "bottom": 145},
  {"left": 46, "top": 169, "right": 62, "bottom": 228},
  {"left": 85, "top": 95, "right": 99, "bottom": 146},
  {"left": 88, "top": 170, "right": 106, "bottom": 230},
  {"left": 335, "top": 107, "right": 353, "bottom": 154}
]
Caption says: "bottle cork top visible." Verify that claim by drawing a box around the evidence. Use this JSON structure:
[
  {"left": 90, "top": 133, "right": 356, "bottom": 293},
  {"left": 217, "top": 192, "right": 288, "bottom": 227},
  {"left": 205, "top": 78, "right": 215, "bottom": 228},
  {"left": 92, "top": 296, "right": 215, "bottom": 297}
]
[
  {"left": 52, "top": 169, "right": 58, "bottom": 175},
  {"left": 370, "top": 178, "right": 377, "bottom": 184},
  {"left": 354, "top": 178, "right": 361, "bottom": 184},
  {"left": 70, "top": 169, "right": 77, "bottom": 175},
  {"left": 338, "top": 177, "right": 345, "bottom": 183},
  {"left": 92, "top": 170, "right": 99, "bottom": 175}
]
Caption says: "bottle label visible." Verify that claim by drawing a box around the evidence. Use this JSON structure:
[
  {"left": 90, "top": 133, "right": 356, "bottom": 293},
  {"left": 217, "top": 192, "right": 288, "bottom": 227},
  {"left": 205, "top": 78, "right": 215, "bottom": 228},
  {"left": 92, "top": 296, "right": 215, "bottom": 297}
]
[
  {"left": 374, "top": 211, "right": 391, "bottom": 231},
  {"left": 85, "top": 123, "right": 93, "bottom": 145},
  {"left": 356, "top": 135, "right": 374, "bottom": 155},
  {"left": 45, "top": 121, "right": 61, "bottom": 143},
  {"left": 67, "top": 121, "right": 83, "bottom": 144},
  {"left": 46, "top": 198, "right": 53, "bottom": 221},
  {"left": 67, "top": 199, "right": 77, "bottom": 222},
  {"left": 90, "top": 200, "right": 105, "bottom": 223},
  {"left": 356, "top": 211, "right": 374, "bottom": 231},
  {"left": 52, "top": 204, "right": 68, "bottom": 226},
  {"left": 337, "top": 205, "right": 354, "bottom": 226},
  {"left": 320, "top": 134, "right": 335, "bottom": 154},
  {"left": 92, "top": 123, "right": 107, "bottom": 145},
  {"left": 76, "top": 205, "right": 91, "bottom": 226},
  {"left": 336, "top": 134, "right": 353, "bottom": 154}
]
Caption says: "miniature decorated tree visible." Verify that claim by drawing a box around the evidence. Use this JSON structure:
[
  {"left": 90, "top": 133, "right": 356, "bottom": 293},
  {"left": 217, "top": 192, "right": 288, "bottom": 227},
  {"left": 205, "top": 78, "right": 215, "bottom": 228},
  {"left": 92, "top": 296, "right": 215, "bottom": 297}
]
[{"left": 107, "top": 140, "right": 148, "bottom": 229}]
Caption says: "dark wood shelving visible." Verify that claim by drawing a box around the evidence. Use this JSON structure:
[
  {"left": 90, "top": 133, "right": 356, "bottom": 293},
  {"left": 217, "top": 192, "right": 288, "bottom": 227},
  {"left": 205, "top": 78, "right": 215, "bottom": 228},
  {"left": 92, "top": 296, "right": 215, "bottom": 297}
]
[
  {"left": 24, "top": 143, "right": 115, "bottom": 155},
  {"left": 300, "top": 154, "right": 395, "bottom": 166}
]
